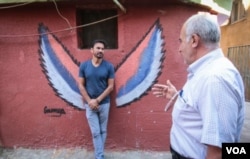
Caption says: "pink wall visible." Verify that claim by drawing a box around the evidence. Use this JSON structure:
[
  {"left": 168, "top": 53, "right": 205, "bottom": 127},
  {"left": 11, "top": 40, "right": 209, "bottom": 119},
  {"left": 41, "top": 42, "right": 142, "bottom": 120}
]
[{"left": 0, "top": 3, "right": 207, "bottom": 151}]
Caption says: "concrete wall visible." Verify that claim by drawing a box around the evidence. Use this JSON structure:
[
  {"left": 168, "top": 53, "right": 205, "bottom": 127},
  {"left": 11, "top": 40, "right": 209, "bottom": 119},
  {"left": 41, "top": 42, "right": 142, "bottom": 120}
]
[{"left": 0, "top": 2, "right": 207, "bottom": 151}]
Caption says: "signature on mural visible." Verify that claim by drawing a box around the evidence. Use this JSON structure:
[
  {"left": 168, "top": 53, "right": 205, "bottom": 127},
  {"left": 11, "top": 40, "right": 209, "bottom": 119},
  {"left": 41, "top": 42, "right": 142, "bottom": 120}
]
[
  {"left": 44, "top": 106, "right": 66, "bottom": 117},
  {"left": 38, "top": 19, "right": 165, "bottom": 110}
]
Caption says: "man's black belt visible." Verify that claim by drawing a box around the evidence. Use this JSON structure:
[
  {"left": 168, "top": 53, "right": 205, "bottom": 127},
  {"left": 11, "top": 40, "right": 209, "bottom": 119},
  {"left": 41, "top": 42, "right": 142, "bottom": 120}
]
[{"left": 170, "top": 146, "right": 191, "bottom": 159}]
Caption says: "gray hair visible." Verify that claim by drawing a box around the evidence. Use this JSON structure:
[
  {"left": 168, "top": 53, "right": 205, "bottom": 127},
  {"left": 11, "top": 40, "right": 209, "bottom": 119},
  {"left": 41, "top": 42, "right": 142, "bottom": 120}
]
[{"left": 184, "top": 13, "right": 220, "bottom": 48}]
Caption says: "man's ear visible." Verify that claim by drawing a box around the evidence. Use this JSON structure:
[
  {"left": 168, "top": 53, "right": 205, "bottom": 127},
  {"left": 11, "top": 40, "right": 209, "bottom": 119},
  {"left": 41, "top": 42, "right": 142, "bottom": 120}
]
[{"left": 191, "top": 34, "right": 200, "bottom": 48}]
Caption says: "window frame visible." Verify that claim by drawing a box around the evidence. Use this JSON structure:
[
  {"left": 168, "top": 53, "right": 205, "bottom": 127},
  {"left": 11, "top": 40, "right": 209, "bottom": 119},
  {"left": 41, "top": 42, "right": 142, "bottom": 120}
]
[{"left": 76, "top": 8, "right": 118, "bottom": 49}]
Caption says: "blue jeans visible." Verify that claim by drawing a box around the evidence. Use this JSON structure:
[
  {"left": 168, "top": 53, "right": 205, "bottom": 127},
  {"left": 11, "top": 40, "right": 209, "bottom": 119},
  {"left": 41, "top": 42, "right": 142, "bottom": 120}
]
[{"left": 86, "top": 103, "right": 110, "bottom": 159}]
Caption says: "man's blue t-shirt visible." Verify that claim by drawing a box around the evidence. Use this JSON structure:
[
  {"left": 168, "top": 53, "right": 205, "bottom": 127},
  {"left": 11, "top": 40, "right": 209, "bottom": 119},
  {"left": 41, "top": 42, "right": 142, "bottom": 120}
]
[{"left": 79, "top": 60, "right": 115, "bottom": 104}]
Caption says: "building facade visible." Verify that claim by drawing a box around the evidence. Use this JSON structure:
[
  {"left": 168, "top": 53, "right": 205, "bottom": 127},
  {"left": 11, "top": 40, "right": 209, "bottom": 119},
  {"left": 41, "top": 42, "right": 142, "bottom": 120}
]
[
  {"left": 0, "top": 0, "right": 223, "bottom": 151},
  {"left": 221, "top": 0, "right": 250, "bottom": 101}
]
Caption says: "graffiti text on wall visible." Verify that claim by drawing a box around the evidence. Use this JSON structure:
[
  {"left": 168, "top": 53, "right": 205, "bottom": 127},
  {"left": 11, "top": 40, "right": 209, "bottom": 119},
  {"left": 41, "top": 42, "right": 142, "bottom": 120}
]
[{"left": 44, "top": 106, "right": 66, "bottom": 117}]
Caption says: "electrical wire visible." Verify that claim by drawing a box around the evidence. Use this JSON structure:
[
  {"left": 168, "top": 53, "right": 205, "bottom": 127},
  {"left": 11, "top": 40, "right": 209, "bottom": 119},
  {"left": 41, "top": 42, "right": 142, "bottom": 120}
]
[
  {"left": 52, "top": 0, "right": 72, "bottom": 29},
  {"left": 0, "top": 14, "right": 121, "bottom": 38},
  {"left": 0, "top": 0, "right": 122, "bottom": 38},
  {"left": 0, "top": 1, "right": 34, "bottom": 9}
]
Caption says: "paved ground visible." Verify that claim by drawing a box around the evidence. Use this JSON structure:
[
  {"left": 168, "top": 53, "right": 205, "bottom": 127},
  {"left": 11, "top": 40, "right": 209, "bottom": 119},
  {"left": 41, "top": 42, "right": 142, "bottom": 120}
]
[
  {"left": 0, "top": 148, "right": 172, "bottom": 159},
  {"left": 0, "top": 102, "right": 249, "bottom": 159}
]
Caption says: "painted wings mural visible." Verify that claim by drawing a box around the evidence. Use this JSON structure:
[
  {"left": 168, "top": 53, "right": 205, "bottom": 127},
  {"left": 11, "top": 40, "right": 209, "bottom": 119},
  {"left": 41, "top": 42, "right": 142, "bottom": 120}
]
[{"left": 38, "top": 19, "right": 165, "bottom": 110}]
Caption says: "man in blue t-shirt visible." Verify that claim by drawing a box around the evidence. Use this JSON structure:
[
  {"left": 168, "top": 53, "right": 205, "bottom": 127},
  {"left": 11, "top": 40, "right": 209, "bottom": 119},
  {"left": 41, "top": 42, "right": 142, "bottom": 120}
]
[{"left": 78, "top": 39, "right": 115, "bottom": 159}]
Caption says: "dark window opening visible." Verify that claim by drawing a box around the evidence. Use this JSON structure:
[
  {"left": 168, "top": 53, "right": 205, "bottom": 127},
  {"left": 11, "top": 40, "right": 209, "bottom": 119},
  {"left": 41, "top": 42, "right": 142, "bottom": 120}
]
[{"left": 76, "top": 9, "right": 118, "bottom": 49}]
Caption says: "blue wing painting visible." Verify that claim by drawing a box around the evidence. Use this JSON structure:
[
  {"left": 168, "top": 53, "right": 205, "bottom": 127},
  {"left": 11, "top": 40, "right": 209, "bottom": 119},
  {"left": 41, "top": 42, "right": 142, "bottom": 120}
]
[{"left": 38, "top": 19, "right": 165, "bottom": 109}]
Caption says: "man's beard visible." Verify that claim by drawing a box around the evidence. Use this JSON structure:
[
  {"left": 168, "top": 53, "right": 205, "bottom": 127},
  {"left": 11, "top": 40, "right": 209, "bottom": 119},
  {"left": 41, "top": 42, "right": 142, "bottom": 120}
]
[{"left": 95, "top": 52, "right": 103, "bottom": 59}]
